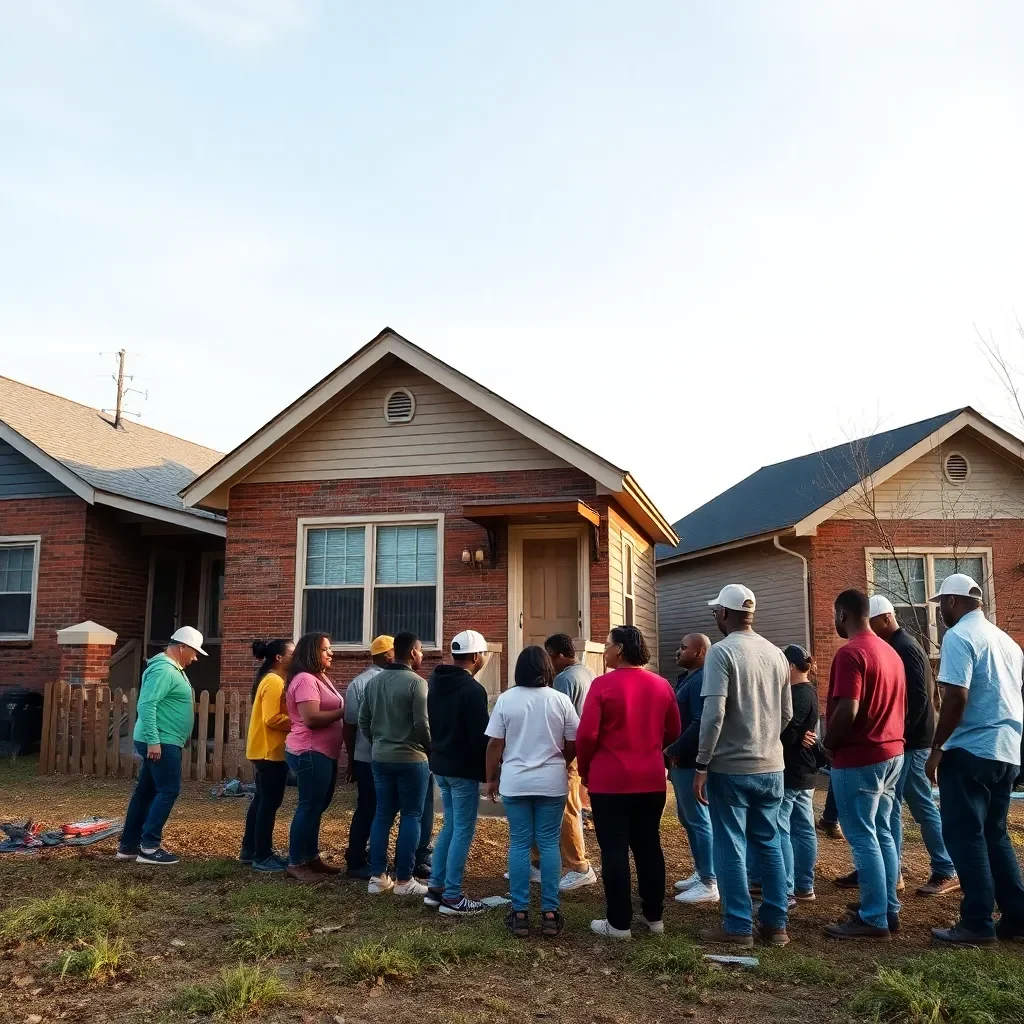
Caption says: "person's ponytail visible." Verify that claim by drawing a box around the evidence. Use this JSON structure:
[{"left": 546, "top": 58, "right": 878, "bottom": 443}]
[{"left": 251, "top": 638, "right": 291, "bottom": 700}]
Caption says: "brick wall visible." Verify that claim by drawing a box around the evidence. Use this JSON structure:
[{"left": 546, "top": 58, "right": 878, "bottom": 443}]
[
  {"left": 220, "top": 469, "right": 606, "bottom": 689},
  {"left": 808, "top": 518, "right": 1024, "bottom": 700},
  {"left": 0, "top": 496, "right": 88, "bottom": 690}
]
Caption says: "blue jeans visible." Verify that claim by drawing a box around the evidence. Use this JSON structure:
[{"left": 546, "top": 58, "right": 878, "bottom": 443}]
[
  {"left": 779, "top": 788, "right": 817, "bottom": 895},
  {"left": 429, "top": 775, "right": 481, "bottom": 901},
  {"left": 503, "top": 795, "right": 565, "bottom": 912},
  {"left": 122, "top": 742, "right": 183, "bottom": 851},
  {"left": 369, "top": 760, "right": 430, "bottom": 881},
  {"left": 418, "top": 773, "right": 435, "bottom": 868},
  {"left": 832, "top": 755, "right": 903, "bottom": 930},
  {"left": 670, "top": 766, "right": 715, "bottom": 883},
  {"left": 892, "top": 748, "right": 955, "bottom": 878},
  {"left": 707, "top": 770, "right": 787, "bottom": 934},
  {"left": 345, "top": 759, "right": 376, "bottom": 868},
  {"left": 286, "top": 750, "right": 337, "bottom": 865}
]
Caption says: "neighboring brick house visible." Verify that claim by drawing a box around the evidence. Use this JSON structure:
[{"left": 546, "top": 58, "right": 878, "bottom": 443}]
[
  {"left": 0, "top": 377, "right": 226, "bottom": 694},
  {"left": 182, "top": 328, "right": 677, "bottom": 692},
  {"left": 656, "top": 408, "right": 1024, "bottom": 697}
]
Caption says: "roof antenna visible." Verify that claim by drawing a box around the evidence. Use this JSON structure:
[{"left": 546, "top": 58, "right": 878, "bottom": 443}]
[{"left": 100, "top": 349, "right": 147, "bottom": 428}]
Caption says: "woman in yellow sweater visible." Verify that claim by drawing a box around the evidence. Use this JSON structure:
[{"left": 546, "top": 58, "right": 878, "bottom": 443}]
[{"left": 241, "top": 638, "right": 294, "bottom": 871}]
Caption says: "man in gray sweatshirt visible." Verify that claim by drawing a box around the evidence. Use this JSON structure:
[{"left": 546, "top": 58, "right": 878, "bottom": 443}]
[
  {"left": 359, "top": 631, "right": 431, "bottom": 897},
  {"left": 694, "top": 584, "right": 793, "bottom": 949}
]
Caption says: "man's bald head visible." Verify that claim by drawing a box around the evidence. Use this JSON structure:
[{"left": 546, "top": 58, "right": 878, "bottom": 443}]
[{"left": 677, "top": 633, "right": 712, "bottom": 672}]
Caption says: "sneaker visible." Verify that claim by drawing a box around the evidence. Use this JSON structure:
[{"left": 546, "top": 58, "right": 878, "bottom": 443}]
[
  {"left": 698, "top": 926, "right": 754, "bottom": 948},
  {"left": 345, "top": 864, "right": 374, "bottom": 881},
  {"left": 423, "top": 887, "right": 444, "bottom": 908},
  {"left": 787, "top": 896, "right": 798, "bottom": 910},
  {"left": 413, "top": 862, "right": 432, "bottom": 881},
  {"left": 932, "top": 924, "right": 997, "bottom": 946},
  {"left": 833, "top": 870, "right": 859, "bottom": 889},
  {"left": 136, "top": 848, "right": 179, "bottom": 866},
  {"left": 824, "top": 913, "right": 891, "bottom": 941},
  {"left": 675, "top": 880, "right": 719, "bottom": 904},
  {"left": 394, "top": 879, "right": 428, "bottom": 897},
  {"left": 238, "top": 851, "right": 254, "bottom": 865},
  {"left": 368, "top": 875, "right": 395, "bottom": 895},
  {"left": 756, "top": 923, "right": 790, "bottom": 947},
  {"left": 559, "top": 867, "right": 598, "bottom": 891},
  {"left": 794, "top": 889, "right": 816, "bottom": 902},
  {"left": 502, "top": 866, "right": 542, "bottom": 884},
  {"left": 591, "top": 919, "right": 632, "bottom": 940},
  {"left": 439, "top": 895, "right": 487, "bottom": 916},
  {"left": 252, "top": 857, "right": 286, "bottom": 873},
  {"left": 917, "top": 874, "right": 960, "bottom": 897},
  {"left": 116, "top": 846, "right": 140, "bottom": 861},
  {"left": 816, "top": 818, "right": 844, "bottom": 841},
  {"left": 846, "top": 902, "right": 900, "bottom": 934},
  {"left": 675, "top": 871, "right": 701, "bottom": 892},
  {"left": 638, "top": 916, "right": 664, "bottom": 935}
]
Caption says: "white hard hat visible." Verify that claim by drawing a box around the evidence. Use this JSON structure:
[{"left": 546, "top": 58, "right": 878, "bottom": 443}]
[
  {"left": 708, "top": 583, "right": 756, "bottom": 613},
  {"left": 868, "top": 595, "right": 896, "bottom": 619},
  {"left": 170, "top": 626, "right": 208, "bottom": 656},
  {"left": 451, "top": 629, "right": 489, "bottom": 655}
]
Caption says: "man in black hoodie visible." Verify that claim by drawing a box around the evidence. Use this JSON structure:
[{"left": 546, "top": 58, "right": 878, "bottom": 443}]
[{"left": 424, "top": 629, "right": 491, "bottom": 915}]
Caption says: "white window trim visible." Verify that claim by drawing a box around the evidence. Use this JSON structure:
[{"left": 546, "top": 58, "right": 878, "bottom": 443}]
[
  {"left": 865, "top": 546, "right": 996, "bottom": 651},
  {"left": 0, "top": 535, "right": 41, "bottom": 642},
  {"left": 621, "top": 532, "right": 637, "bottom": 627},
  {"left": 199, "top": 551, "right": 225, "bottom": 645},
  {"left": 294, "top": 513, "right": 444, "bottom": 650}
]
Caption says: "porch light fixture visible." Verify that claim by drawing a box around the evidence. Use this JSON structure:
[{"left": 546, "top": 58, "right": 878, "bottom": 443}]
[{"left": 462, "top": 545, "right": 488, "bottom": 569}]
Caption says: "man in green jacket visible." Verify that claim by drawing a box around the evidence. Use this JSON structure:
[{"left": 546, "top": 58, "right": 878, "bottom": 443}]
[{"left": 117, "top": 626, "right": 206, "bottom": 865}]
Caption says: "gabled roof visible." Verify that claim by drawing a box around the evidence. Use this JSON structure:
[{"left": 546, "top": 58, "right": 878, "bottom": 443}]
[
  {"left": 182, "top": 328, "right": 678, "bottom": 546},
  {"left": 0, "top": 375, "right": 225, "bottom": 536},
  {"left": 656, "top": 407, "right": 1024, "bottom": 563}
]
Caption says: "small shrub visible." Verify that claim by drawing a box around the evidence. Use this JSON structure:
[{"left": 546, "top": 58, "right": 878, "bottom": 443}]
[
  {"left": 1, "top": 890, "right": 120, "bottom": 944},
  {"left": 56, "top": 934, "right": 136, "bottom": 982},
  {"left": 231, "top": 911, "right": 306, "bottom": 958},
  {"left": 172, "top": 964, "right": 287, "bottom": 1019},
  {"left": 344, "top": 940, "right": 420, "bottom": 985}
]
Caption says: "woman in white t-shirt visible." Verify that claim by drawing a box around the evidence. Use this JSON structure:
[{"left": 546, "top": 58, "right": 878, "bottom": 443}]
[{"left": 484, "top": 646, "right": 579, "bottom": 938}]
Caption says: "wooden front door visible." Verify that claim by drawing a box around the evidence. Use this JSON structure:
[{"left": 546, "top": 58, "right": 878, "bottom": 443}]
[{"left": 522, "top": 538, "right": 579, "bottom": 646}]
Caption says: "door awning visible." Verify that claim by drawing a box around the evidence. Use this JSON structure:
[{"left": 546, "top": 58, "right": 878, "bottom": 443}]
[{"left": 462, "top": 499, "right": 601, "bottom": 565}]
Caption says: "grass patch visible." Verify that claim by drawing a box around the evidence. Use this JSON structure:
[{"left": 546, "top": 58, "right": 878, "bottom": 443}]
[
  {"left": 231, "top": 910, "right": 306, "bottom": 958},
  {"left": 0, "top": 880, "right": 146, "bottom": 945},
  {"left": 171, "top": 964, "right": 287, "bottom": 1019},
  {"left": 757, "top": 951, "right": 843, "bottom": 986},
  {"left": 179, "top": 858, "right": 242, "bottom": 883},
  {"left": 345, "top": 941, "right": 421, "bottom": 985},
  {"left": 56, "top": 934, "right": 136, "bottom": 982},
  {"left": 227, "top": 882, "right": 321, "bottom": 916},
  {"left": 626, "top": 935, "right": 710, "bottom": 981},
  {"left": 849, "top": 949, "right": 1024, "bottom": 1024}
]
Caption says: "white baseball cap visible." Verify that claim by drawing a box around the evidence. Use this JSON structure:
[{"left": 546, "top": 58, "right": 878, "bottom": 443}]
[
  {"left": 170, "top": 625, "right": 208, "bottom": 656},
  {"left": 929, "top": 573, "right": 983, "bottom": 602},
  {"left": 708, "top": 584, "right": 756, "bottom": 613},
  {"left": 451, "top": 629, "right": 489, "bottom": 655},
  {"left": 868, "top": 595, "right": 896, "bottom": 619}
]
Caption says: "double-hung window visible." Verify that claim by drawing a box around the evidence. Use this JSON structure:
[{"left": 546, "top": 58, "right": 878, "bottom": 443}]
[
  {"left": 868, "top": 549, "right": 990, "bottom": 654},
  {"left": 0, "top": 537, "right": 40, "bottom": 640},
  {"left": 299, "top": 516, "right": 441, "bottom": 647},
  {"left": 622, "top": 536, "right": 636, "bottom": 627}
]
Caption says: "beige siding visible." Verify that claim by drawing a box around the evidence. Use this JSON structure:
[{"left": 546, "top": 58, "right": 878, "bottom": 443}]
[
  {"left": 249, "top": 362, "right": 570, "bottom": 482},
  {"left": 834, "top": 433, "right": 1024, "bottom": 520},
  {"left": 656, "top": 540, "right": 808, "bottom": 678},
  {"left": 608, "top": 509, "right": 659, "bottom": 672}
]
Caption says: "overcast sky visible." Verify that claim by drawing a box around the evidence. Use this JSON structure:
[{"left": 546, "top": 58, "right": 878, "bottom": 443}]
[{"left": 2, "top": 1, "right": 1023, "bottom": 525}]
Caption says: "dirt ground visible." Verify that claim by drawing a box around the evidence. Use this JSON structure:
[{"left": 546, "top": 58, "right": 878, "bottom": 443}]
[{"left": 3, "top": 758, "right": 1023, "bottom": 1024}]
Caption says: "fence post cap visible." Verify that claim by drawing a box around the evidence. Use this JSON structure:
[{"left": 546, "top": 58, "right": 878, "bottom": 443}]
[{"left": 56, "top": 620, "right": 118, "bottom": 646}]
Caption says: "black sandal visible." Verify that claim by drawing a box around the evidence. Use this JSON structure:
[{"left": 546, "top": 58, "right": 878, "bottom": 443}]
[
  {"left": 541, "top": 911, "right": 564, "bottom": 938},
  {"left": 506, "top": 909, "right": 529, "bottom": 938}
]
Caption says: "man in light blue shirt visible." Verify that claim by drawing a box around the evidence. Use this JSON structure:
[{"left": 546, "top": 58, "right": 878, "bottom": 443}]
[{"left": 925, "top": 573, "right": 1024, "bottom": 945}]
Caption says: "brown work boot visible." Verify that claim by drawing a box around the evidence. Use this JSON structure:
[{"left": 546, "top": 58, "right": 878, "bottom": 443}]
[
  {"left": 833, "top": 869, "right": 859, "bottom": 889},
  {"left": 816, "top": 818, "right": 844, "bottom": 841},
  {"left": 756, "top": 924, "right": 790, "bottom": 947},
  {"left": 286, "top": 863, "right": 322, "bottom": 884},
  {"left": 698, "top": 926, "right": 754, "bottom": 948},
  {"left": 917, "top": 873, "right": 959, "bottom": 897},
  {"left": 824, "top": 912, "right": 891, "bottom": 941},
  {"left": 308, "top": 856, "right": 342, "bottom": 875}
]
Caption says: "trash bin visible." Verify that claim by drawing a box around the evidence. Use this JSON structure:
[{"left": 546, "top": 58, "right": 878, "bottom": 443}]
[{"left": 0, "top": 687, "right": 44, "bottom": 756}]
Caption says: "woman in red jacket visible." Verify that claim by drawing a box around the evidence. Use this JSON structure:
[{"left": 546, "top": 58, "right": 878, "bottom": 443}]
[{"left": 577, "top": 625, "right": 681, "bottom": 939}]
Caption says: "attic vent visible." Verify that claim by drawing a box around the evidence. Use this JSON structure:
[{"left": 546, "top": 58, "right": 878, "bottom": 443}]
[
  {"left": 944, "top": 451, "right": 970, "bottom": 486},
  {"left": 384, "top": 388, "right": 415, "bottom": 423}
]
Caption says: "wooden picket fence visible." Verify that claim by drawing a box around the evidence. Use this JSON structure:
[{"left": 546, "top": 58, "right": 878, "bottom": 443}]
[{"left": 38, "top": 681, "right": 254, "bottom": 783}]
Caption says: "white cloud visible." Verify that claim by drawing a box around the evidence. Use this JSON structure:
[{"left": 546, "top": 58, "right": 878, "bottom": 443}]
[{"left": 149, "top": 0, "right": 314, "bottom": 46}]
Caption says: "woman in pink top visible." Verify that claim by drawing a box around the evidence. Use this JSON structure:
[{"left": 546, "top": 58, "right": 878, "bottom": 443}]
[
  {"left": 284, "top": 632, "right": 345, "bottom": 883},
  {"left": 577, "top": 625, "right": 681, "bottom": 940}
]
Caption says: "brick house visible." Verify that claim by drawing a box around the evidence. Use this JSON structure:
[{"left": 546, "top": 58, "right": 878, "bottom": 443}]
[
  {"left": 656, "top": 408, "right": 1024, "bottom": 695},
  {"left": 0, "top": 377, "right": 226, "bottom": 694},
  {"left": 182, "top": 328, "right": 678, "bottom": 692}
]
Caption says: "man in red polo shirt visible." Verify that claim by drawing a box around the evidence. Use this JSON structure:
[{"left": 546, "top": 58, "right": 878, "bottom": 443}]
[{"left": 823, "top": 589, "right": 906, "bottom": 940}]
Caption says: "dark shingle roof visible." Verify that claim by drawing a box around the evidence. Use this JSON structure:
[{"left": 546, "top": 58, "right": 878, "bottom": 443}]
[{"left": 657, "top": 409, "right": 966, "bottom": 561}]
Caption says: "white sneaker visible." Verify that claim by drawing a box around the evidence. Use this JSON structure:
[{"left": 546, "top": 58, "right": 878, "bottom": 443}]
[
  {"left": 368, "top": 875, "right": 394, "bottom": 895},
  {"left": 394, "top": 878, "right": 428, "bottom": 897},
  {"left": 591, "top": 919, "right": 632, "bottom": 940},
  {"left": 675, "top": 880, "right": 719, "bottom": 904},
  {"left": 674, "top": 870, "right": 701, "bottom": 892},
  {"left": 559, "top": 867, "right": 598, "bottom": 891},
  {"left": 638, "top": 915, "right": 664, "bottom": 935},
  {"left": 504, "top": 867, "right": 542, "bottom": 884}
]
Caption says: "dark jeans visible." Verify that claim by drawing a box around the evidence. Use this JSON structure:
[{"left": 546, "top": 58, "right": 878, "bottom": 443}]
[
  {"left": 419, "top": 773, "right": 435, "bottom": 866},
  {"left": 122, "top": 742, "right": 183, "bottom": 851},
  {"left": 590, "top": 790, "right": 667, "bottom": 931},
  {"left": 369, "top": 760, "right": 431, "bottom": 881},
  {"left": 242, "top": 759, "right": 289, "bottom": 862},
  {"left": 938, "top": 747, "right": 1024, "bottom": 936},
  {"left": 285, "top": 750, "right": 337, "bottom": 866},
  {"left": 345, "top": 759, "right": 375, "bottom": 868},
  {"left": 822, "top": 776, "right": 838, "bottom": 825}
]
